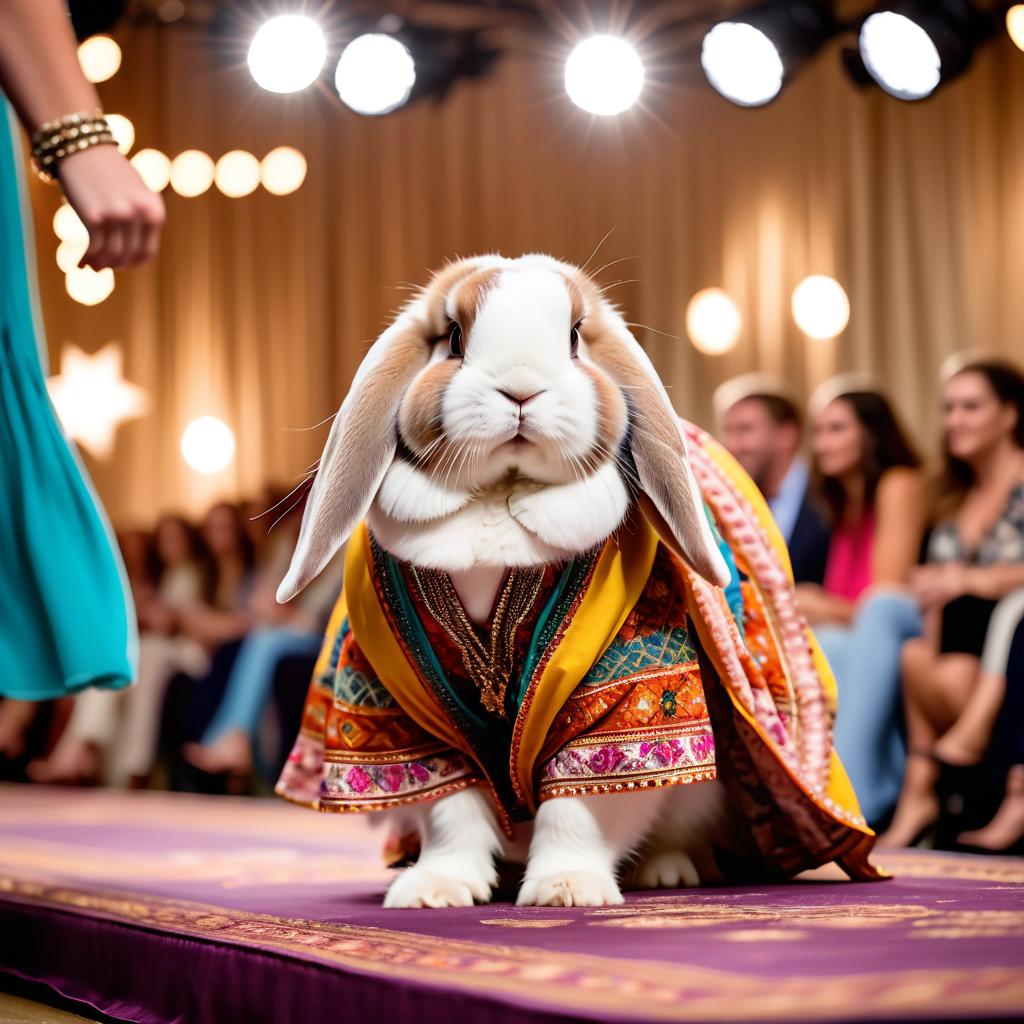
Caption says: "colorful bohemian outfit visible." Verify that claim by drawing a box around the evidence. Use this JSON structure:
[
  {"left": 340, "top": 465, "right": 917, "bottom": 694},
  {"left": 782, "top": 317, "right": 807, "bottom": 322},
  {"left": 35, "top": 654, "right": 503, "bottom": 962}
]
[
  {"left": 0, "top": 100, "right": 135, "bottom": 699},
  {"left": 277, "top": 422, "right": 881, "bottom": 881}
]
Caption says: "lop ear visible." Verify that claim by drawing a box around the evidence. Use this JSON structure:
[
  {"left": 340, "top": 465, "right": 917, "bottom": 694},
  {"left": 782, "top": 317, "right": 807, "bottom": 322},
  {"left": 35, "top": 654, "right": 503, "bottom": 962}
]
[
  {"left": 277, "top": 314, "right": 430, "bottom": 602},
  {"left": 586, "top": 315, "right": 731, "bottom": 588}
]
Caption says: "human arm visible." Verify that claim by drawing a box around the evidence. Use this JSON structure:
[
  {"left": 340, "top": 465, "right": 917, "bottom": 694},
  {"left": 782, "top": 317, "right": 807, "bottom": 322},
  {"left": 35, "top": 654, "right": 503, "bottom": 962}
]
[
  {"left": 871, "top": 468, "right": 924, "bottom": 587},
  {"left": 0, "top": 0, "right": 163, "bottom": 268}
]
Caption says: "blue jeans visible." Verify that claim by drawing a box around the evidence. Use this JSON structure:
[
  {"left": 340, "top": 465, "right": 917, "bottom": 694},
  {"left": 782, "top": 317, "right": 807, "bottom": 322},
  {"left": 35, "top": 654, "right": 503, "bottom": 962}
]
[
  {"left": 815, "top": 592, "right": 923, "bottom": 827},
  {"left": 201, "top": 626, "right": 322, "bottom": 757}
]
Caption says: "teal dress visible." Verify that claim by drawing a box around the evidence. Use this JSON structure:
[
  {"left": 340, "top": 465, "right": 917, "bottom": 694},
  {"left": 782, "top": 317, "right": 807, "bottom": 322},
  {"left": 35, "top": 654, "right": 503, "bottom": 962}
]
[{"left": 0, "top": 101, "right": 136, "bottom": 699}]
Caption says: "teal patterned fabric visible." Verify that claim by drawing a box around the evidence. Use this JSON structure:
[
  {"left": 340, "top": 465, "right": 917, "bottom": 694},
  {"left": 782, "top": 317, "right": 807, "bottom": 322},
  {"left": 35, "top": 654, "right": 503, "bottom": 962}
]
[{"left": 0, "top": 101, "right": 135, "bottom": 699}]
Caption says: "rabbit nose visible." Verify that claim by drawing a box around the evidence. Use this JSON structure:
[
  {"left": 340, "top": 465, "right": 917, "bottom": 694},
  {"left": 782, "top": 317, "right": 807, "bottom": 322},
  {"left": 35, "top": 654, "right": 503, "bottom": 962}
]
[{"left": 498, "top": 388, "right": 542, "bottom": 407}]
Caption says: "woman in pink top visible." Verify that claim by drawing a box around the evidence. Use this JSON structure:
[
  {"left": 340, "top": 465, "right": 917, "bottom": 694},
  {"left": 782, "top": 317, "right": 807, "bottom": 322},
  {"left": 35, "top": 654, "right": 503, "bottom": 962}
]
[{"left": 798, "top": 378, "right": 924, "bottom": 827}]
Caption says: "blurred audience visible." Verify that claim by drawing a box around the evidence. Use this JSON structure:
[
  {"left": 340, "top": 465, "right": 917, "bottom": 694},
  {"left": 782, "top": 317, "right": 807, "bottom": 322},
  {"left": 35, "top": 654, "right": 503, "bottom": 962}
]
[
  {"left": 715, "top": 374, "right": 830, "bottom": 584},
  {"left": 800, "top": 376, "right": 925, "bottom": 828},
  {"left": 883, "top": 358, "right": 1024, "bottom": 848}
]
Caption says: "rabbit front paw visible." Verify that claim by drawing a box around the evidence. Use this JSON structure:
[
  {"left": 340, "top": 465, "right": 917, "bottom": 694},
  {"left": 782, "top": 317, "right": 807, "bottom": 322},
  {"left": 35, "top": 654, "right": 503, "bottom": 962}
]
[
  {"left": 383, "top": 864, "right": 493, "bottom": 909},
  {"left": 627, "top": 848, "right": 701, "bottom": 890},
  {"left": 516, "top": 869, "right": 623, "bottom": 907}
]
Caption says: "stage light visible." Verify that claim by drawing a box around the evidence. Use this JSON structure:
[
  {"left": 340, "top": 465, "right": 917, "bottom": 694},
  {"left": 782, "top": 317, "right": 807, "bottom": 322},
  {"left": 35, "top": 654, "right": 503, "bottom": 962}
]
[
  {"left": 851, "top": 3, "right": 998, "bottom": 100},
  {"left": 215, "top": 150, "right": 261, "bottom": 198},
  {"left": 131, "top": 149, "right": 172, "bottom": 192},
  {"left": 170, "top": 150, "right": 215, "bottom": 197},
  {"left": 181, "top": 416, "right": 236, "bottom": 475},
  {"left": 78, "top": 35, "right": 121, "bottom": 84},
  {"left": 53, "top": 204, "right": 89, "bottom": 244},
  {"left": 564, "top": 35, "right": 644, "bottom": 116},
  {"left": 248, "top": 14, "right": 326, "bottom": 94},
  {"left": 105, "top": 114, "right": 135, "bottom": 155},
  {"left": 47, "top": 343, "right": 149, "bottom": 459},
  {"left": 65, "top": 265, "right": 115, "bottom": 307},
  {"left": 56, "top": 239, "right": 88, "bottom": 273},
  {"left": 701, "top": 23, "right": 784, "bottom": 107},
  {"left": 1006, "top": 5, "right": 1024, "bottom": 51},
  {"left": 791, "top": 275, "right": 850, "bottom": 339},
  {"left": 260, "top": 146, "right": 307, "bottom": 195},
  {"left": 686, "top": 288, "right": 743, "bottom": 355},
  {"left": 859, "top": 13, "right": 940, "bottom": 99},
  {"left": 334, "top": 34, "right": 416, "bottom": 116},
  {"left": 701, "top": 2, "right": 836, "bottom": 107}
]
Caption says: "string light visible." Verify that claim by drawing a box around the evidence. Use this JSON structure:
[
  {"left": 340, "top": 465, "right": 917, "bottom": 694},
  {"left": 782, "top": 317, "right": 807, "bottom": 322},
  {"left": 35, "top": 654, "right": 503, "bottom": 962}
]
[
  {"left": 260, "top": 147, "right": 307, "bottom": 195},
  {"left": 65, "top": 266, "right": 115, "bottom": 306},
  {"left": 215, "top": 150, "right": 261, "bottom": 198},
  {"left": 78, "top": 35, "right": 121, "bottom": 83},
  {"left": 106, "top": 114, "right": 135, "bottom": 155},
  {"left": 170, "top": 150, "right": 215, "bottom": 197},
  {"left": 131, "top": 149, "right": 172, "bottom": 192},
  {"left": 53, "top": 204, "right": 89, "bottom": 244}
]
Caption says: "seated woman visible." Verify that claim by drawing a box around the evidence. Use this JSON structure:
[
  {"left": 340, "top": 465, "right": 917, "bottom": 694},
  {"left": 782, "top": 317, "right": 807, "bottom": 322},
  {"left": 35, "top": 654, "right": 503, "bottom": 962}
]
[
  {"left": 797, "top": 376, "right": 924, "bottom": 828},
  {"left": 883, "top": 357, "right": 1024, "bottom": 847}
]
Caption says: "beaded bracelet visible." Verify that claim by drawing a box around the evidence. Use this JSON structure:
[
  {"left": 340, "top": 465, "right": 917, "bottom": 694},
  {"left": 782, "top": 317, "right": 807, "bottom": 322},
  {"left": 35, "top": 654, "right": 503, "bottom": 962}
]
[{"left": 31, "top": 109, "right": 116, "bottom": 182}]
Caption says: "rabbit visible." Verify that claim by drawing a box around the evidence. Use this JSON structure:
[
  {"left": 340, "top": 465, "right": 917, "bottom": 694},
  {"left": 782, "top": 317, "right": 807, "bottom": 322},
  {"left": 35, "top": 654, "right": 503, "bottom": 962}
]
[{"left": 277, "top": 252, "right": 739, "bottom": 908}]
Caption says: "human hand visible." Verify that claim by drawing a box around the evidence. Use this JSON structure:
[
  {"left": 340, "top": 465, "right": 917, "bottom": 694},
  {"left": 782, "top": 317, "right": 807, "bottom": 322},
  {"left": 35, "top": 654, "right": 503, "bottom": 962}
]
[
  {"left": 911, "top": 562, "right": 967, "bottom": 610},
  {"left": 58, "top": 143, "right": 165, "bottom": 269}
]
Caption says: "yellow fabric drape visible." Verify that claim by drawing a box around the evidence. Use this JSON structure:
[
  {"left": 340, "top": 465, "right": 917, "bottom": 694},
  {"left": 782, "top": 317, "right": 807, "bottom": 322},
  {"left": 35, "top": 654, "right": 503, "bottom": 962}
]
[{"left": 23, "top": 23, "right": 1024, "bottom": 523}]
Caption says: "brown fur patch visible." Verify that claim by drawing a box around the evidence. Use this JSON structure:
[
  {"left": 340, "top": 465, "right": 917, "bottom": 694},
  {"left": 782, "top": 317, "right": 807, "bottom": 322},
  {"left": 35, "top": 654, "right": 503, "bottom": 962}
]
[
  {"left": 450, "top": 266, "right": 503, "bottom": 343},
  {"left": 400, "top": 359, "right": 458, "bottom": 455}
]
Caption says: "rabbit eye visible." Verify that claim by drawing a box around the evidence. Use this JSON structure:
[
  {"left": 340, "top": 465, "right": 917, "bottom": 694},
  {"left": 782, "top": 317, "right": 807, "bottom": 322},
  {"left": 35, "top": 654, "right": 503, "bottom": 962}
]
[
  {"left": 448, "top": 322, "right": 463, "bottom": 358},
  {"left": 570, "top": 322, "right": 582, "bottom": 358}
]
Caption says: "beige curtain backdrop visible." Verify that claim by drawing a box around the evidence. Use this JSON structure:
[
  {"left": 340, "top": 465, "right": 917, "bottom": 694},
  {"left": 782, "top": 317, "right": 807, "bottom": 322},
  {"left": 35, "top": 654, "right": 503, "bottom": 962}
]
[{"left": 24, "top": 21, "right": 1024, "bottom": 525}]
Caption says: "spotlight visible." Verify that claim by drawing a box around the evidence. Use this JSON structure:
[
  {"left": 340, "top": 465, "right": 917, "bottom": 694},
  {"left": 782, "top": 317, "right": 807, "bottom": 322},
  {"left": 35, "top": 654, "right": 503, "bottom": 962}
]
[
  {"left": 170, "top": 150, "right": 215, "bottom": 197},
  {"left": 1010, "top": 5, "right": 1024, "bottom": 52},
  {"left": 248, "top": 14, "right": 326, "bottom": 94},
  {"left": 335, "top": 34, "right": 416, "bottom": 115},
  {"left": 849, "top": 2, "right": 997, "bottom": 101},
  {"left": 686, "top": 288, "right": 743, "bottom": 355},
  {"left": 181, "top": 416, "right": 236, "bottom": 475},
  {"left": 565, "top": 35, "right": 644, "bottom": 116},
  {"left": 701, "top": 2, "right": 836, "bottom": 107},
  {"left": 791, "top": 275, "right": 850, "bottom": 340}
]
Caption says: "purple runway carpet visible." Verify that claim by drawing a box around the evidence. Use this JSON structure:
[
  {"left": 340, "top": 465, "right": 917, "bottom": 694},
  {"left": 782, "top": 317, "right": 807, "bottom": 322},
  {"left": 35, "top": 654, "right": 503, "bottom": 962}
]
[{"left": 1, "top": 784, "right": 1022, "bottom": 1024}]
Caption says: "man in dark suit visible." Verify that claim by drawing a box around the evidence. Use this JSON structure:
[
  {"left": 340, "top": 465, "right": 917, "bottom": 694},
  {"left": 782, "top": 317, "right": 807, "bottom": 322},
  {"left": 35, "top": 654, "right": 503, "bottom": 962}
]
[{"left": 715, "top": 374, "right": 830, "bottom": 585}]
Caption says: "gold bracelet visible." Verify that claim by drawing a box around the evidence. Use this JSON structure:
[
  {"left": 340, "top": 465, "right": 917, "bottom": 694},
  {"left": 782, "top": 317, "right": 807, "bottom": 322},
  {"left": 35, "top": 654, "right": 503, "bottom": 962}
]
[{"left": 31, "top": 109, "right": 115, "bottom": 183}]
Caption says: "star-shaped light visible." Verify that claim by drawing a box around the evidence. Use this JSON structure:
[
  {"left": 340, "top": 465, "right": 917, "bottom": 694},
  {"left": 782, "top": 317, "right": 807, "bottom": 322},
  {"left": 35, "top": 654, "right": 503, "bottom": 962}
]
[{"left": 47, "top": 343, "right": 149, "bottom": 459}]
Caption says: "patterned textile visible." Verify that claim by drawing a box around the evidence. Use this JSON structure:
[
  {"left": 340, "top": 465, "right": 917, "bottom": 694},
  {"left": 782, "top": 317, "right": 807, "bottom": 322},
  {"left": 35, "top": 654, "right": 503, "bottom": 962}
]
[{"left": 277, "top": 421, "right": 881, "bottom": 880}]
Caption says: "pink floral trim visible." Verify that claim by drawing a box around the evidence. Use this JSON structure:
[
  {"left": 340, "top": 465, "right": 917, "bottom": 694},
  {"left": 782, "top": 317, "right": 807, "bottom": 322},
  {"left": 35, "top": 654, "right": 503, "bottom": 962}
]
[
  {"left": 539, "top": 730, "right": 716, "bottom": 795},
  {"left": 274, "top": 731, "right": 325, "bottom": 808},
  {"left": 681, "top": 421, "right": 832, "bottom": 796},
  {"left": 320, "top": 752, "right": 475, "bottom": 807}
]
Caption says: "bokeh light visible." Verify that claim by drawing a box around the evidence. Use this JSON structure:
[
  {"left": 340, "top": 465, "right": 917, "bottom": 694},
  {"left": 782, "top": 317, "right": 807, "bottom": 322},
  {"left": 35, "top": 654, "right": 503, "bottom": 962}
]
[
  {"left": 215, "top": 150, "right": 261, "bottom": 198},
  {"left": 180, "top": 416, "right": 236, "bottom": 474},
  {"left": 106, "top": 114, "right": 135, "bottom": 155},
  {"left": 65, "top": 266, "right": 115, "bottom": 306},
  {"left": 56, "top": 238, "right": 88, "bottom": 273},
  {"left": 792, "top": 275, "right": 851, "bottom": 339},
  {"left": 170, "top": 150, "right": 215, "bottom": 197},
  {"left": 78, "top": 35, "right": 122, "bottom": 83},
  {"left": 260, "top": 147, "right": 307, "bottom": 195},
  {"left": 131, "top": 149, "right": 172, "bottom": 192},
  {"left": 1007, "top": 5, "right": 1024, "bottom": 52},
  {"left": 53, "top": 204, "right": 89, "bottom": 244},
  {"left": 686, "top": 288, "right": 743, "bottom": 355},
  {"left": 335, "top": 34, "right": 417, "bottom": 115},
  {"left": 564, "top": 35, "right": 644, "bottom": 116},
  {"left": 247, "top": 15, "right": 326, "bottom": 94}
]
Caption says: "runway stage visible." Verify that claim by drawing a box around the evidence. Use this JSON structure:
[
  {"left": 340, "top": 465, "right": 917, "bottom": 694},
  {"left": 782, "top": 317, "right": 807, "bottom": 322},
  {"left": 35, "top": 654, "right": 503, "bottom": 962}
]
[{"left": 1, "top": 785, "right": 1022, "bottom": 1024}]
